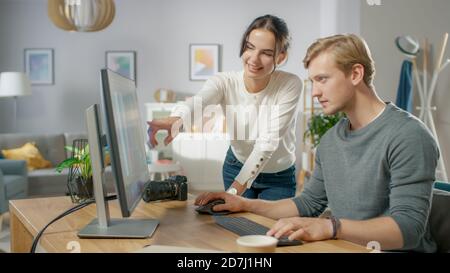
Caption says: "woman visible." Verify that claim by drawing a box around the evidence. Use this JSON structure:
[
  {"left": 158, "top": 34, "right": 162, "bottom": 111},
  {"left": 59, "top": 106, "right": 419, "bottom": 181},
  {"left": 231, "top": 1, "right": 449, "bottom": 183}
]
[{"left": 148, "top": 14, "right": 303, "bottom": 200}]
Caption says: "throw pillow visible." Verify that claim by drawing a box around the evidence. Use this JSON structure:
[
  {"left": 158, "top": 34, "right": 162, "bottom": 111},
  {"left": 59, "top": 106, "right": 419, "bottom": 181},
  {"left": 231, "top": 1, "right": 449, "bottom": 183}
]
[{"left": 2, "top": 142, "right": 52, "bottom": 171}]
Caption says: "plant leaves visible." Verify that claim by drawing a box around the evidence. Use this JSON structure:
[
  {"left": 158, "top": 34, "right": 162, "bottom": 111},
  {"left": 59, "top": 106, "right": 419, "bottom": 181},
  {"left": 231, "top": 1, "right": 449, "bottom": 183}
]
[
  {"left": 55, "top": 158, "right": 82, "bottom": 173},
  {"left": 304, "top": 112, "right": 344, "bottom": 147}
]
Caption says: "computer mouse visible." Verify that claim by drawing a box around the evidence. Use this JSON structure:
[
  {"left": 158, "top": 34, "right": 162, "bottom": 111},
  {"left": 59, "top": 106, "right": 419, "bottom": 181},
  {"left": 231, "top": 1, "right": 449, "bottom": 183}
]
[{"left": 195, "top": 199, "right": 232, "bottom": 215}]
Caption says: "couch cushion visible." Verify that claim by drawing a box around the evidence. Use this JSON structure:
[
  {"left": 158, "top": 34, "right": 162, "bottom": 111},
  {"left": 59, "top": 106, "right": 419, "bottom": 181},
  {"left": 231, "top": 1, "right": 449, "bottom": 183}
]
[
  {"left": 0, "top": 133, "right": 66, "bottom": 166},
  {"left": 27, "top": 167, "right": 116, "bottom": 197},
  {"left": 2, "top": 142, "right": 52, "bottom": 171},
  {"left": 3, "top": 175, "right": 27, "bottom": 198},
  {"left": 29, "top": 167, "right": 69, "bottom": 177},
  {"left": 64, "top": 133, "right": 88, "bottom": 158},
  {"left": 28, "top": 170, "right": 69, "bottom": 197}
]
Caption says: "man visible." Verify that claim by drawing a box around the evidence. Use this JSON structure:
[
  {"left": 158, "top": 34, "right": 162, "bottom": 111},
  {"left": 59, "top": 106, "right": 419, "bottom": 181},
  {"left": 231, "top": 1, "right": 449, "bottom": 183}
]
[{"left": 195, "top": 34, "right": 439, "bottom": 252}]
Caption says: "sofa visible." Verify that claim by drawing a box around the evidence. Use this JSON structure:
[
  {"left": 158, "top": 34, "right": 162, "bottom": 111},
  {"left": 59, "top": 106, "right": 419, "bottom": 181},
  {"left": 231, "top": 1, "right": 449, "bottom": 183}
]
[
  {"left": 0, "top": 133, "right": 115, "bottom": 197},
  {"left": 0, "top": 159, "right": 28, "bottom": 214}
]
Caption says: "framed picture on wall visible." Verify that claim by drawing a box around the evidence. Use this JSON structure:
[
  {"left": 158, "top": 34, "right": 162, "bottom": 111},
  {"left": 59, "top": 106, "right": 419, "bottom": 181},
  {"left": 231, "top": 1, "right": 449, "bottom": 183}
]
[
  {"left": 189, "top": 44, "right": 220, "bottom": 81},
  {"left": 105, "top": 51, "right": 136, "bottom": 81},
  {"left": 24, "top": 48, "right": 54, "bottom": 85}
]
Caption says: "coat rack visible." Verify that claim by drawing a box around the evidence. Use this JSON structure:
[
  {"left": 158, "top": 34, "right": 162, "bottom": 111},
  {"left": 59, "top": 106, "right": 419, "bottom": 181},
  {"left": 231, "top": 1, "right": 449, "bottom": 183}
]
[{"left": 396, "top": 33, "right": 449, "bottom": 181}]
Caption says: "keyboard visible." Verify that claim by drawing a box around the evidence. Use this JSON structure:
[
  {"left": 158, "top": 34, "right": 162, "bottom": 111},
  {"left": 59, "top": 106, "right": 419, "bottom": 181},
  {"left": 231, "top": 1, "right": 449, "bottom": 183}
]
[{"left": 213, "top": 216, "right": 302, "bottom": 247}]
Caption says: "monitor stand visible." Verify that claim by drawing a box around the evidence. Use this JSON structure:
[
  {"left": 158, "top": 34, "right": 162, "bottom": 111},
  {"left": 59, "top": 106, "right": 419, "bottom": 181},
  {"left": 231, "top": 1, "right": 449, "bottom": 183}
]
[{"left": 78, "top": 104, "right": 159, "bottom": 238}]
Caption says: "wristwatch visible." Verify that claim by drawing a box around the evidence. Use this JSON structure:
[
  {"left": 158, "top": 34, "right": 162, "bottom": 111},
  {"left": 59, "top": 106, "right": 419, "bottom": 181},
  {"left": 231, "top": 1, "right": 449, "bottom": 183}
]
[
  {"left": 328, "top": 215, "right": 341, "bottom": 239},
  {"left": 226, "top": 187, "right": 238, "bottom": 195}
]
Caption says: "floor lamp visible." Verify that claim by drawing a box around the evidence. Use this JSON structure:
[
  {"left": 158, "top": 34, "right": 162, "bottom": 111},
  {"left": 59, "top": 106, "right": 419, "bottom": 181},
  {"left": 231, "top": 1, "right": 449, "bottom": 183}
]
[
  {"left": 396, "top": 33, "right": 450, "bottom": 181},
  {"left": 0, "top": 72, "right": 32, "bottom": 132}
]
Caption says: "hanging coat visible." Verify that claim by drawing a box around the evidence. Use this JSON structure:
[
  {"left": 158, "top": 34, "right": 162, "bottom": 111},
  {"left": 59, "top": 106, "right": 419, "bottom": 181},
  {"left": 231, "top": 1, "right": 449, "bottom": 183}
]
[{"left": 395, "top": 60, "right": 413, "bottom": 113}]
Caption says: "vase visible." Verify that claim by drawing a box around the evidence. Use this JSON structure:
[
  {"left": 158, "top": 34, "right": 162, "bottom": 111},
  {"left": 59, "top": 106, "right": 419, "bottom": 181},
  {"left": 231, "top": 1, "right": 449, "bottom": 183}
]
[
  {"left": 68, "top": 176, "right": 94, "bottom": 203},
  {"left": 77, "top": 176, "right": 94, "bottom": 199}
]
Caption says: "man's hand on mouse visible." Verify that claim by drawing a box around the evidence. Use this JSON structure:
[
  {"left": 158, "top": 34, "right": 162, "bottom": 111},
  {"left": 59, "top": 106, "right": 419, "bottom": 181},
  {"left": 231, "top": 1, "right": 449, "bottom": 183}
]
[{"left": 194, "top": 192, "right": 247, "bottom": 213}]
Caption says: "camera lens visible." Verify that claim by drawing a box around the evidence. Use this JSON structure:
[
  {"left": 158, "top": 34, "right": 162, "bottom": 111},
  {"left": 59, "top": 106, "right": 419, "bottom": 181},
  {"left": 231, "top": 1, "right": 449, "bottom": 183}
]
[
  {"left": 143, "top": 181, "right": 175, "bottom": 201},
  {"left": 142, "top": 176, "right": 187, "bottom": 202}
]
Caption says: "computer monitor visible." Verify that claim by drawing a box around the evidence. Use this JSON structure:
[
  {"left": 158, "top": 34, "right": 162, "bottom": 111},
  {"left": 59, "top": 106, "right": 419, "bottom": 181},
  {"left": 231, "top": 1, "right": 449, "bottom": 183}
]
[
  {"left": 78, "top": 69, "right": 158, "bottom": 238},
  {"left": 100, "top": 68, "right": 149, "bottom": 217}
]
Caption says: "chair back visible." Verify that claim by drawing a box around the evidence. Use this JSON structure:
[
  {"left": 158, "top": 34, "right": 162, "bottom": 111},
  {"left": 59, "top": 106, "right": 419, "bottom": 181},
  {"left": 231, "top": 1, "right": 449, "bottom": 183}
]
[{"left": 430, "top": 181, "right": 450, "bottom": 252}]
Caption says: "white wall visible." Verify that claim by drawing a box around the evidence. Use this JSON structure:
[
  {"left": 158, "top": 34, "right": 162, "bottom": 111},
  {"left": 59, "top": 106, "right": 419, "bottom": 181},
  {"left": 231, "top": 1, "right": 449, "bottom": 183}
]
[
  {"left": 0, "top": 0, "right": 321, "bottom": 134},
  {"left": 0, "top": 0, "right": 366, "bottom": 181},
  {"left": 2, "top": 0, "right": 445, "bottom": 180},
  {"left": 319, "top": 0, "right": 360, "bottom": 37},
  {"left": 0, "top": 0, "right": 336, "bottom": 181},
  {"left": 361, "top": 0, "right": 450, "bottom": 180}
]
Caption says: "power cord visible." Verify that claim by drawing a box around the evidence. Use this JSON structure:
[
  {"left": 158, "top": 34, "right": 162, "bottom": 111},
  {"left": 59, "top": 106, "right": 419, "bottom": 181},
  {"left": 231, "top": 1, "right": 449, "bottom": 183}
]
[{"left": 30, "top": 194, "right": 117, "bottom": 253}]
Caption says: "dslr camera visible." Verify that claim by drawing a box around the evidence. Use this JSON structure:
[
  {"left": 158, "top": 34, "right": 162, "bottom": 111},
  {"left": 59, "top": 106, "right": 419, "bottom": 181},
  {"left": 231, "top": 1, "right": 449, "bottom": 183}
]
[{"left": 142, "top": 175, "right": 188, "bottom": 202}]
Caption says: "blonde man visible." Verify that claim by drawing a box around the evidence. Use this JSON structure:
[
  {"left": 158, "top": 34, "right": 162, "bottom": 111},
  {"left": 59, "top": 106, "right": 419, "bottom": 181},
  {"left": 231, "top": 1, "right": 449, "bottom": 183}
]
[{"left": 196, "top": 34, "right": 439, "bottom": 252}]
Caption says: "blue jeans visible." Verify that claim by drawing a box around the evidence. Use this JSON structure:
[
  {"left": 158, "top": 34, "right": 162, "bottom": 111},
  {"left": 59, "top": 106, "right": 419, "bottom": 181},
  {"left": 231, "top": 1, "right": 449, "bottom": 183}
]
[{"left": 222, "top": 147, "right": 296, "bottom": 200}]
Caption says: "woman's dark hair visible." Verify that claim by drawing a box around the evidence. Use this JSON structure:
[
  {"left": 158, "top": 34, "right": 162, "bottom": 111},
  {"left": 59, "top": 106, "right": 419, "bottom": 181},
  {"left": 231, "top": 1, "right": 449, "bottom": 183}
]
[{"left": 239, "top": 15, "right": 291, "bottom": 60}]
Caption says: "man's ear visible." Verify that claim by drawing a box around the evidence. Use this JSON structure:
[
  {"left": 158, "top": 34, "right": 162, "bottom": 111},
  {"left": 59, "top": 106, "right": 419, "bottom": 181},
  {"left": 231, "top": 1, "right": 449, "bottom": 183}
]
[
  {"left": 351, "top": 63, "right": 364, "bottom": 86},
  {"left": 276, "top": 51, "right": 287, "bottom": 65}
]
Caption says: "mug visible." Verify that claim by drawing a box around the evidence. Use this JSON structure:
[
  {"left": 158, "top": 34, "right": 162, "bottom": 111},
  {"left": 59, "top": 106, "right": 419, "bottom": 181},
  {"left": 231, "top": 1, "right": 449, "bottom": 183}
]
[{"left": 236, "top": 235, "right": 278, "bottom": 253}]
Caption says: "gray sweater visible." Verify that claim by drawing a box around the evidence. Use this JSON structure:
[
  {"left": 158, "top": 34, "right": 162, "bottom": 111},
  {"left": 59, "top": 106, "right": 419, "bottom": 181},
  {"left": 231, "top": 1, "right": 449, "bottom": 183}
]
[{"left": 293, "top": 103, "right": 439, "bottom": 252}]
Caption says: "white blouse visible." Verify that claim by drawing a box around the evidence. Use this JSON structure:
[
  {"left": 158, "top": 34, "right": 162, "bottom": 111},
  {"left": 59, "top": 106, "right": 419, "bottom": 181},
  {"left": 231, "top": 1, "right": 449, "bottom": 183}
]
[{"left": 171, "top": 70, "right": 303, "bottom": 188}]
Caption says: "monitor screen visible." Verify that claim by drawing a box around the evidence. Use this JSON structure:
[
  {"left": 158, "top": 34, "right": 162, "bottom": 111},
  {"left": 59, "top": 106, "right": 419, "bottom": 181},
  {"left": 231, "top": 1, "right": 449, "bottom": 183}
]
[{"left": 100, "top": 69, "right": 150, "bottom": 217}]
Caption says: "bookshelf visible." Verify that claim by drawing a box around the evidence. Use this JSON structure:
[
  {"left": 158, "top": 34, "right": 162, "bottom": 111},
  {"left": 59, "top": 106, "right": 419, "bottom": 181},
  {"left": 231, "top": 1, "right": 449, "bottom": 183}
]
[{"left": 298, "top": 80, "right": 321, "bottom": 192}]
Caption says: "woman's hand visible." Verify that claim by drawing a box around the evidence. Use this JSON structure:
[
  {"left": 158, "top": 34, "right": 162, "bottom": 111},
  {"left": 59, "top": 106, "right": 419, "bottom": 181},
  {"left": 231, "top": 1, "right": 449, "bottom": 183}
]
[
  {"left": 194, "top": 192, "right": 248, "bottom": 213},
  {"left": 266, "top": 217, "right": 333, "bottom": 242},
  {"left": 147, "top": 116, "right": 183, "bottom": 147}
]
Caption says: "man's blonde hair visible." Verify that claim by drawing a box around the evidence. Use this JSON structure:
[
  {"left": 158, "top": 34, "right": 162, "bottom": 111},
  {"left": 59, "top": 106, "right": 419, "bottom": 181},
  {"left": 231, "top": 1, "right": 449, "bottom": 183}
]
[{"left": 303, "top": 34, "right": 375, "bottom": 88}]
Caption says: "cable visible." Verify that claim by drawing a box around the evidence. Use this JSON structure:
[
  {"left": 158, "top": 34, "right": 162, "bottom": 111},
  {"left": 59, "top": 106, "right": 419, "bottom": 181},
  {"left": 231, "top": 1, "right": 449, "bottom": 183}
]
[{"left": 30, "top": 194, "right": 117, "bottom": 253}]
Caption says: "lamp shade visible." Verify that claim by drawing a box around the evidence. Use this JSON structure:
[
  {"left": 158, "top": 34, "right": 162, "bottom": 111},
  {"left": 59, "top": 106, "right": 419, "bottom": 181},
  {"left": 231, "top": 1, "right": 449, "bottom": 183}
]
[
  {"left": 48, "top": 0, "right": 115, "bottom": 32},
  {"left": 0, "top": 72, "right": 32, "bottom": 97}
]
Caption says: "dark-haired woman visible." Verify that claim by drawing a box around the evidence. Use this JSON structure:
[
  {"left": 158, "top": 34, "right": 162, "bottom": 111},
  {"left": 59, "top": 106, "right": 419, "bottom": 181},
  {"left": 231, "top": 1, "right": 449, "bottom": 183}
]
[{"left": 148, "top": 15, "right": 303, "bottom": 200}]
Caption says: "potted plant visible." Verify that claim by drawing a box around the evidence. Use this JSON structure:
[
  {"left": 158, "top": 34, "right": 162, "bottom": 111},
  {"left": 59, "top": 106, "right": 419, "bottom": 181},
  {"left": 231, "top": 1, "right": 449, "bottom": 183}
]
[
  {"left": 304, "top": 112, "right": 344, "bottom": 147},
  {"left": 56, "top": 140, "right": 93, "bottom": 202}
]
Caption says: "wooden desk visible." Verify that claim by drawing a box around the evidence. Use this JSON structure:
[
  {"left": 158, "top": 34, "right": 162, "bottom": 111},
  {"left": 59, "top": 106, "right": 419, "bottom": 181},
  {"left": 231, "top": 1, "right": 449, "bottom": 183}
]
[{"left": 9, "top": 196, "right": 369, "bottom": 253}]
